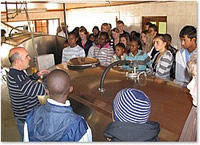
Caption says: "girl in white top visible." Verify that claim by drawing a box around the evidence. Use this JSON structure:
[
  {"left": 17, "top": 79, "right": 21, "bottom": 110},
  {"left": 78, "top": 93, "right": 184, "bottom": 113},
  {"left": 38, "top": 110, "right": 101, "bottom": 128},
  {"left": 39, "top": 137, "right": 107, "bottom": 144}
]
[{"left": 62, "top": 32, "right": 85, "bottom": 62}]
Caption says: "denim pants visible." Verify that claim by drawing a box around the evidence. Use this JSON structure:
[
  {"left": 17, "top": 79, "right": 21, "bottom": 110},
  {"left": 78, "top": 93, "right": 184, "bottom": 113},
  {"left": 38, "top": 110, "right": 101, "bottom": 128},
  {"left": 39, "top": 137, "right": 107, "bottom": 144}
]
[{"left": 15, "top": 118, "right": 25, "bottom": 141}]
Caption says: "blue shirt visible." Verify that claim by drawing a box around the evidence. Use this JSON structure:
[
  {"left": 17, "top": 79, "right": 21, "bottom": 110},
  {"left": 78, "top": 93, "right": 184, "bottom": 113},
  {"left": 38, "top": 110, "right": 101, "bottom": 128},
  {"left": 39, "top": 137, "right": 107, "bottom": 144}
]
[
  {"left": 185, "top": 49, "right": 193, "bottom": 62},
  {"left": 123, "top": 50, "right": 151, "bottom": 71}
]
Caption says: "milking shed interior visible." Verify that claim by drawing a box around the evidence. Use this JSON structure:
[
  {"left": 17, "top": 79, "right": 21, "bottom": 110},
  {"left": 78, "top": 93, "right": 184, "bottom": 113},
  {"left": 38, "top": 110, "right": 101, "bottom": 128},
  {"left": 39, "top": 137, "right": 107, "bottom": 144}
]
[{"left": 1, "top": 0, "right": 198, "bottom": 142}]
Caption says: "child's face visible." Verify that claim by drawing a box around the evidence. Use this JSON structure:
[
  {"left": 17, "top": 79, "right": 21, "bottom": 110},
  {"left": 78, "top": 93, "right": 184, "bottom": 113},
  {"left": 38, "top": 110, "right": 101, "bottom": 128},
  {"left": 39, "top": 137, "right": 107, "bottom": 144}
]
[
  {"left": 153, "top": 37, "right": 166, "bottom": 52},
  {"left": 112, "top": 31, "right": 119, "bottom": 39},
  {"left": 115, "top": 46, "right": 124, "bottom": 57},
  {"left": 144, "top": 25, "right": 149, "bottom": 31},
  {"left": 130, "top": 40, "right": 139, "bottom": 54},
  {"left": 116, "top": 23, "right": 124, "bottom": 32},
  {"left": 79, "top": 32, "right": 87, "bottom": 40},
  {"left": 68, "top": 34, "right": 77, "bottom": 48},
  {"left": 101, "top": 26, "right": 109, "bottom": 33},
  {"left": 99, "top": 35, "right": 108, "bottom": 48},
  {"left": 120, "top": 37, "right": 127, "bottom": 47},
  {"left": 149, "top": 27, "right": 156, "bottom": 36},
  {"left": 180, "top": 35, "right": 195, "bottom": 51},
  {"left": 89, "top": 35, "right": 95, "bottom": 42},
  {"left": 141, "top": 33, "right": 147, "bottom": 43},
  {"left": 93, "top": 28, "right": 99, "bottom": 35},
  {"left": 94, "top": 37, "right": 99, "bottom": 45}
]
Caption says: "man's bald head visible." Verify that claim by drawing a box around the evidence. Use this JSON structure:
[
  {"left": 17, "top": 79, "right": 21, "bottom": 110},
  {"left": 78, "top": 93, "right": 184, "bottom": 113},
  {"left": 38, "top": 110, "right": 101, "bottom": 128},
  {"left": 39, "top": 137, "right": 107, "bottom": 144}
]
[
  {"left": 9, "top": 47, "right": 25, "bottom": 65},
  {"left": 46, "top": 69, "right": 72, "bottom": 102},
  {"left": 8, "top": 47, "right": 31, "bottom": 70}
]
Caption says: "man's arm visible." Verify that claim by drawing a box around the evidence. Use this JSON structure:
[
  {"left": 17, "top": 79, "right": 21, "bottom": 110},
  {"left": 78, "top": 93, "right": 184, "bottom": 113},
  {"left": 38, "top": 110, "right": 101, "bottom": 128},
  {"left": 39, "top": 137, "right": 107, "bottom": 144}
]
[{"left": 18, "top": 75, "right": 46, "bottom": 97}]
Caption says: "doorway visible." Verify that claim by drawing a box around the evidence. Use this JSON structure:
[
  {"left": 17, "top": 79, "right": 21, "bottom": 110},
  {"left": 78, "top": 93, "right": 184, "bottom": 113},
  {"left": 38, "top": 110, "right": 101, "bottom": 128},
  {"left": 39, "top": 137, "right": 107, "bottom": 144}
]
[{"left": 142, "top": 16, "right": 167, "bottom": 34}]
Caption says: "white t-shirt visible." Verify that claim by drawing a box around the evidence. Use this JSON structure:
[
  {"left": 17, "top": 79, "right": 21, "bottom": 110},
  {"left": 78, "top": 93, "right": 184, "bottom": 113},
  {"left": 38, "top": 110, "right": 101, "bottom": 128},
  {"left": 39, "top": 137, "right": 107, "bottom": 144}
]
[{"left": 62, "top": 45, "right": 85, "bottom": 62}]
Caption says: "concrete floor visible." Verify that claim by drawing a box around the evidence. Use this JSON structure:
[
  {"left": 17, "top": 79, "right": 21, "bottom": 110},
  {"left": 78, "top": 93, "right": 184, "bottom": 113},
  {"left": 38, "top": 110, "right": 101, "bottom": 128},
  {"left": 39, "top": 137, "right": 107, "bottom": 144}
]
[{"left": 1, "top": 84, "right": 20, "bottom": 141}]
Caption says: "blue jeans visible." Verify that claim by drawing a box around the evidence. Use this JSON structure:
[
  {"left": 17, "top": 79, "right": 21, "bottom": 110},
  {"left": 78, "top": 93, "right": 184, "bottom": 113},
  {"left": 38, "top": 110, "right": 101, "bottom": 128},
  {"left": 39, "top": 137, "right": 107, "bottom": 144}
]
[{"left": 15, "top": 118, "right": 25, "bottom": 141}]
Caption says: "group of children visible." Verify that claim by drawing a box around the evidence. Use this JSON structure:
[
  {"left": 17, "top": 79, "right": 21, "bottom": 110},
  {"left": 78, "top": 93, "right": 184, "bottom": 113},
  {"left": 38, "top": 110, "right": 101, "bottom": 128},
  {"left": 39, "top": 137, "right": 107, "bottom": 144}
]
[{"left": 61, "top": 21, "right": 196, "bottom": 83}]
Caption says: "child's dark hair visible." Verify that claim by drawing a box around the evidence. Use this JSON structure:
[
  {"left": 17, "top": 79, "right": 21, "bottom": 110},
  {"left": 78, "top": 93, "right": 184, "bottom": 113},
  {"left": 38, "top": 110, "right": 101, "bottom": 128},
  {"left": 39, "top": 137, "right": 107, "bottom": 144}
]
[
  {"left": 79, "top": 27, "right": 89, "bottom": 36},
  {"left": 71, "top": 27, "right": 79, "bottom": 38},
  {"left": 89, "top": 33, "right": 94, "bottom": 39},
  {"left": 100, "top": 32, "right": 109, "bottom": 40},
  {"left": 179, "top": 25, "right": 196, "bottom": 40},
  {"left": 145, "top": 22, "right": 153, "bottom": 27},
  {"left": 141, "top": 30, "right": 148, "bottom": 35},
  {"left": 68, "top": 31, "right": 78, "bottom": 38},
  {"left": 163, "top": 33, "right": 172, "bottom": 43},
  {"left": 115, "top": 43, "right": 125, "bottom": 50},
  {"left": 134, "top": 32, "right": 140, "bottom": 39},
  {"left": 130, "top": 36, "right": 142, "bottom": 50},
  {"left": 120, "top": 33, "right": 130, "bottom": 42},
  {"left": 131, "top": 30, "right": 137, "bottom": 36},
  {"left": 92, "top": 26, "right": 100, "bottom": 32},
  {"left": 116, "top": 20, "right": 124, "bottom": 25},
  {"left": 149, "top": 24, "right": 158, "bottom": 33},
  {"left": 111, "top": 28, "right": 119, "bottom": 33}
]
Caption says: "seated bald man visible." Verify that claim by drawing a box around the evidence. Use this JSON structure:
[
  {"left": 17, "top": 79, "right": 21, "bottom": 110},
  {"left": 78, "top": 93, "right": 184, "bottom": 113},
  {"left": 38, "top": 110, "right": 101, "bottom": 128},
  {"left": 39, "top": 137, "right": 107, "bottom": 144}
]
[
  {"left": 7, "top": 47, "right": 49, "bottom": 141},
  {"left": 24, "top": 69, "right": 92, "bottom": 142}
]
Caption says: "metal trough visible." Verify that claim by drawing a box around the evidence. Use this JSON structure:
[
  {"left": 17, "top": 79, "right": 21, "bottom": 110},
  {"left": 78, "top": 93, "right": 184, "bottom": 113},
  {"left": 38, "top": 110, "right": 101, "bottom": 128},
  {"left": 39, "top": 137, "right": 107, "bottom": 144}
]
[{"left": 48, "top": 63, "right": 192, "bottom": 141}]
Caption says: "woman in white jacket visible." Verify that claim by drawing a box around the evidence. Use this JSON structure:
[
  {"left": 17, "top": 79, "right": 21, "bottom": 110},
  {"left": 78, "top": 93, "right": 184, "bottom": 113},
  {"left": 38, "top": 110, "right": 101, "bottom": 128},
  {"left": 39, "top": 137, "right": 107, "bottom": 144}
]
[{"left": 179, "top": 52, "right": 197, "bottom": 141}]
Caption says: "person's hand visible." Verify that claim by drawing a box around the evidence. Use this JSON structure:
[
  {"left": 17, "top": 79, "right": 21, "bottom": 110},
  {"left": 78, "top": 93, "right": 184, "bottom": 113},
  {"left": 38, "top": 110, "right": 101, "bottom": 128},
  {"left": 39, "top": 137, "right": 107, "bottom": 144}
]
[
  {"left": 37, "top": 70, "right": 50, "bottom": 77},
  {"left": 106, "top": 138, "right": 111, "bottom": 141}
]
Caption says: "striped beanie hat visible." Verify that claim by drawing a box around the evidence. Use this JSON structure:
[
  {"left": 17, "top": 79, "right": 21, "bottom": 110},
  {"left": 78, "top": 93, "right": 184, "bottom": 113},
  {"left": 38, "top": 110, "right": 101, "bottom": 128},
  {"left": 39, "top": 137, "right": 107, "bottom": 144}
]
[{"left": 113, "top": 88, "right": 151, "bottom": 124}]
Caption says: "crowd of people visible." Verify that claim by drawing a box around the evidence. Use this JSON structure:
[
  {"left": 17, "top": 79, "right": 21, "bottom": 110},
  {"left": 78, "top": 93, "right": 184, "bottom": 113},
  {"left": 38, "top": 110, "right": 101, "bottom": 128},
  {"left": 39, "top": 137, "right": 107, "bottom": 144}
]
[
  {"left": 60, "top": 21, "right": 196, "bottom": 83},
  {"left": 6, "top": 20, "right": 197, "bottom": 142}
]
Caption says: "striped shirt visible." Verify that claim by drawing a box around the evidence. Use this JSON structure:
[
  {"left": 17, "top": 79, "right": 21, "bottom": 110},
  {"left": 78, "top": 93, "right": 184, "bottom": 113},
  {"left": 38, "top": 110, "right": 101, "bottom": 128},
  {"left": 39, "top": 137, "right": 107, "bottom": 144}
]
[
  {"left": 152, "top": 50, "right": 173, "bottom": 79},
  {"left": 62, "top": 45, "right": 85, "bottom": 62},
  {"left": 123, "top": 50, "right": 151, "bottom": 71},
  {"left": 7, "top": 68, "right": 46, "bottom": 121},
  {"left": 93, "top": 43, "right": 114, "bottom": 67}
]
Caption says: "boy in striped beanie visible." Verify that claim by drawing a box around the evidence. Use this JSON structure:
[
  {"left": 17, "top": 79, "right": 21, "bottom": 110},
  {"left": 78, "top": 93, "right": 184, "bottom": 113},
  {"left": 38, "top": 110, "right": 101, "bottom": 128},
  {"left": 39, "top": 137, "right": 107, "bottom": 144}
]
[{"left": 104, "top": 88, "right": 160, "bottom": 141}]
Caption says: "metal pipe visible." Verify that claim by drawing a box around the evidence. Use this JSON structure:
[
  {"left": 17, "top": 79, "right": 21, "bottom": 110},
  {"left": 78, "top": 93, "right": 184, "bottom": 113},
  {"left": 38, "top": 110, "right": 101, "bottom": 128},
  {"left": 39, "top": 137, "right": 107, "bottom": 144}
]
[
  {"left": 24, "top": 2, "right": 38, "bottom": 56},
  {"left": 63, "top": 3, "right": 67, "bottom": 38},
  {"left": 1, "top": 21, "right": 42, "bottom": 36},
  {"left": 99, "top": 60, "right": 130, "bottom": 93},
  {"left": 16, "top": 2, "right": 18, "bottom": 15},
  {"left": 5, "top": 1, "right": 8, "bottom": 22}
]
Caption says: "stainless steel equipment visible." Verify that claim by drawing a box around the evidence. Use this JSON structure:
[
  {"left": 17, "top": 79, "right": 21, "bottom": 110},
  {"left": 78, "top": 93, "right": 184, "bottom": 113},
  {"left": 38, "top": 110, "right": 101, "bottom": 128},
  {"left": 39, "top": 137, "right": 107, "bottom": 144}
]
[
  {"left": 1, "top": 32, "right": 65, "bottom": 73},
  {"left": 67, "top": 57, "right": 100, "bottom": 70},
  {"left": 51, "top": 63, "right": 192, "bottom": 141}
]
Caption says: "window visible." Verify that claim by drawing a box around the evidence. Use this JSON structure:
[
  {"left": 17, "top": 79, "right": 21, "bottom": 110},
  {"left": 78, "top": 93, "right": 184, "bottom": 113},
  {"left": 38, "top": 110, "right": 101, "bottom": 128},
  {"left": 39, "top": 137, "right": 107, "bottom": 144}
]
[
  {"left": 35, "top": 20, "right": 48, "bottom": 33},
  {"left": 35, "top": 19, "right": 59, "bottom": 35},
  {"left": 48, "top": 19, "right": 59, "bottom": 35},
  {"left": 142, "top": 16, "right": 167, "bottom": 34}
]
